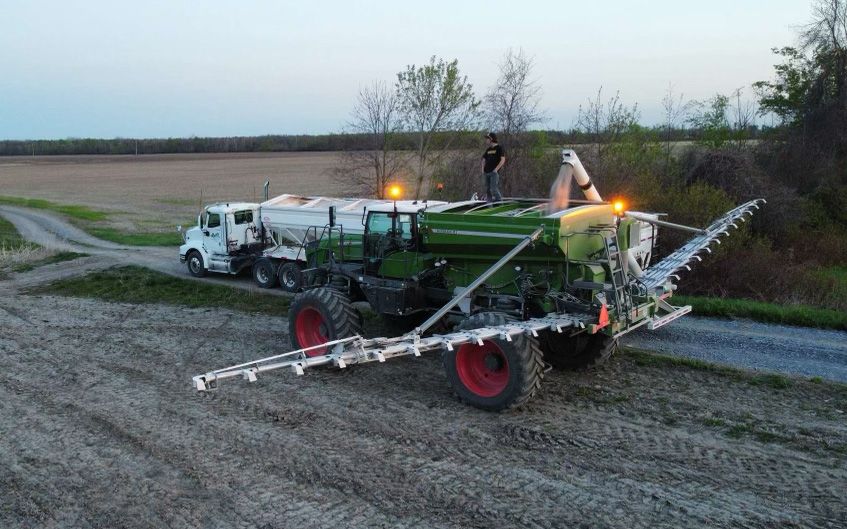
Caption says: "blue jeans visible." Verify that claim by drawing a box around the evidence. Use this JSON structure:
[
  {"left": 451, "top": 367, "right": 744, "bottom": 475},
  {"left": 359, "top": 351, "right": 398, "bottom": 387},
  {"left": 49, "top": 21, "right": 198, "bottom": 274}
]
[{"left": 484, "top": 171, "right": 502, "bottom": 202}]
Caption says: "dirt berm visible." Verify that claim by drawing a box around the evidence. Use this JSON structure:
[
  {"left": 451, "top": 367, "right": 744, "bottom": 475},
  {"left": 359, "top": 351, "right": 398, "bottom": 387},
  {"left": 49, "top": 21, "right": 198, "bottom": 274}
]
[{"left": 1, "top": 289, "right": 845, "bottom": 528}]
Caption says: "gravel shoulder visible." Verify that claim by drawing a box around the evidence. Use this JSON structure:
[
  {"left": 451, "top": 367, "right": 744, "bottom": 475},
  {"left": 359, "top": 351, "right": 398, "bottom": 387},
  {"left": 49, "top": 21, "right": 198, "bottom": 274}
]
[{"left": 625, "top": 317, "right": 847, "bottom": 383}]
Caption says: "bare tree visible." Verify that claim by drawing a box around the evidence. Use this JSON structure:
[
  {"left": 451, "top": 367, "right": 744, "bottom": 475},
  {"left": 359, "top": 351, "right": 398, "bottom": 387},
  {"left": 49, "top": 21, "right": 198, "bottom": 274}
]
[
  {"left": 731, "top": 87, "right": 758, "bottom": 145},
  {"left": 396, "top": 56, "right": 480, "bottom": 198},
  {"left": 337, "top": 82, "right": 407, "bottom": 198},
  {"left": 800, "top": 0, "right": 847, "bottom": 135},
  {"left": 484, "top": 48, "right": 545, "bottom": 139},
  {"left": 801, "top": 0, "right": 847, "bottom": 52},
  {"left": 576, "top": 87, "right": 640, "bottom": 162},
  {"left": 661, "top": 83, "right": 693, "bottom": 161}
]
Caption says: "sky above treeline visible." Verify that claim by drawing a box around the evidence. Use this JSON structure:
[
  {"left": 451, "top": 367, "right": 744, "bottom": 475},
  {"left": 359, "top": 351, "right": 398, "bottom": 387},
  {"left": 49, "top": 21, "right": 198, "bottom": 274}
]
[{"left": 0, "top": 0, "right": 810, "bottom": 140}]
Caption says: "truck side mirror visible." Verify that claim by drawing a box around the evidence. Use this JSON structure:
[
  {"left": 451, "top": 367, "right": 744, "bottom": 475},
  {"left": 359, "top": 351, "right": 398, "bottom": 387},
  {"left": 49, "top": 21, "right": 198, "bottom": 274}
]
[{"left": 329, "top": 205, "right": 336, "bottom": 227}]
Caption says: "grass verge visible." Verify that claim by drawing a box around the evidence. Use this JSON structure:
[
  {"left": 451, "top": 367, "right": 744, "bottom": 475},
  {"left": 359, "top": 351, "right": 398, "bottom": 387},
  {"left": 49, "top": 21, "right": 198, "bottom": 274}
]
[
  {"left": 13, "top": 251, "right": 88, "bottom": 272},
  {"left": 673, "top": 294, "right": 847, "bottom": 331},
  {"left": 0, "top": 195, "right": 108, "bottom": 221},
  {"left": 26, "top": 265, "right": 290, "bottom": 315},
  {"left": 0, "top": 195, "right": 183, "bottom": 246},
  {"left": 87, "top": 227, "right": 183, "bottom": 246}
]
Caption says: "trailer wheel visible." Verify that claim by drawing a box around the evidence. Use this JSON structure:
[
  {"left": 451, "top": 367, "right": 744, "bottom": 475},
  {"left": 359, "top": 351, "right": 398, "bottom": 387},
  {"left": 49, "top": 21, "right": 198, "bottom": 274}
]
[
  {"left": 186, "top": 251, "right": 206, "bottom": 278},
  {"left": 539, "top": 331, "right": 617, "bottom": 370},
  {"left": 278, "top": 262, "right": 304, "bottom": 293},
  {"left": 289, "top": 287, "right": 362, "bottom": 356},
  {"left": 442, "top": 312, "right": 544, "bottom": 411},
  {"left": 252, "top": 258, "right": 277, "bottom": 289}
]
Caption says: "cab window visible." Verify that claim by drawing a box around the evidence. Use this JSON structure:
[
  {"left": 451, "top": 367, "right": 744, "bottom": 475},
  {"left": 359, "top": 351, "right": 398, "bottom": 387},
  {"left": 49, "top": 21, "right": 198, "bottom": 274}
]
[
  {"left": 367, "top": 212, "right": 414, "bottom": 240},
  {"left": 233, "top": 210, "right": 253, "bottom": 225},
  {"left": 206, "top": 212, "right": 221, "bottom": 228}
]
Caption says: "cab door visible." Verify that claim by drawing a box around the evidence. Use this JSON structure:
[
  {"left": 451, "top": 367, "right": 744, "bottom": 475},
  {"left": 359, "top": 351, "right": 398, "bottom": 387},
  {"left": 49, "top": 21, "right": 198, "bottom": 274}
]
[
  {"left": 363, "top": 211, "right": 417, "bottom": 276},
  {"left": 203, "top": 210, "right": 226, "bottom": 255}
]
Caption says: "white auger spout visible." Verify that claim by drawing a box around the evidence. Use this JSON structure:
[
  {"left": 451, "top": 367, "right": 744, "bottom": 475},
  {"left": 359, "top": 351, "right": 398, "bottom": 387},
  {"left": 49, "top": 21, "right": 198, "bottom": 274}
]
[{"left": 561, "top": 149, "right": 602, "bottom": 202}]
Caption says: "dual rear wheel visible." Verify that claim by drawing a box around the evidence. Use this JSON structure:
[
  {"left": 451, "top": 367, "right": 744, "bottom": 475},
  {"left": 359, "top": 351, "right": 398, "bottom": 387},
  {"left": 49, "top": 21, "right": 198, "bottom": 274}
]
[{"left": 253, "top": 259, "right": 304, "bottom": 292}]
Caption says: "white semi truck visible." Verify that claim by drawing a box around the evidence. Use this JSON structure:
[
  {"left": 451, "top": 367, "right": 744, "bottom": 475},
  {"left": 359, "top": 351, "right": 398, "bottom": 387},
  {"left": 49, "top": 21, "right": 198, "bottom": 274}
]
[{"left": 179, "top": 193, "right": 446, "bottom": 291}]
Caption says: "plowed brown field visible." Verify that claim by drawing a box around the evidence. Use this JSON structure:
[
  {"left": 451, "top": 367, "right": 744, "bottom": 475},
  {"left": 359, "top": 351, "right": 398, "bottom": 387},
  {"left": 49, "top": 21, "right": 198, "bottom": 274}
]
[{"left": 0, "top": 153, "right": 344, "bottom": 227}]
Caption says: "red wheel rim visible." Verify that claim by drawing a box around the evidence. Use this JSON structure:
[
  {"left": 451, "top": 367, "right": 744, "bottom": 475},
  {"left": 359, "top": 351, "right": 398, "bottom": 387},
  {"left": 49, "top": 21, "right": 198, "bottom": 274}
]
[
  {"left": 455, "top": 340, "right": 509, "bottom": 397},
  {"left": 294, "top": 307, "right": 329, "bottom": 356}
]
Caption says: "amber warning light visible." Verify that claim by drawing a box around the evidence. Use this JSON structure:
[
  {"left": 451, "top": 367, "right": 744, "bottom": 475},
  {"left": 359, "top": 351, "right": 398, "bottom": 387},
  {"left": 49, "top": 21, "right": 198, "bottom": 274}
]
[
  {"left": 613, "top": 200, "right": 626, "bottom": 216},
  {"left": 387, "top": 184, "right": 403, "bottom": 199}
]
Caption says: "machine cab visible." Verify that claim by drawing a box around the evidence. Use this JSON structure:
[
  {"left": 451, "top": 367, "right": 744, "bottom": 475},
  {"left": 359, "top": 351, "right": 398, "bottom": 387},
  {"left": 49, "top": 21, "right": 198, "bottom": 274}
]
[{"left": 362, "top": 203, "right": 425, "bottom": 276}]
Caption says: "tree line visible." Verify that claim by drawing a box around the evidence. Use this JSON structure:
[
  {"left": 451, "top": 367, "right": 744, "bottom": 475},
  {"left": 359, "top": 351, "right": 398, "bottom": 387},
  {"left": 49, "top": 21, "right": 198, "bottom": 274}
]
[{"left": 0, "top": 127, "right": 766, "bottom": 158}]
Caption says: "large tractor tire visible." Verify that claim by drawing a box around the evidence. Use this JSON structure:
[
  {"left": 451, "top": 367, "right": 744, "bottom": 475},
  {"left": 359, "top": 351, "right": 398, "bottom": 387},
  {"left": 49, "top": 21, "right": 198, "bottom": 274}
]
[
  {"left": 442, "top": 312, "right": 544, "bottom": 412},
  {"left": 252, "top": 258, "right": 278, "bottom": 289},
  {"left": 186, "top": 250, "right": 207, "bottom": 278},
  {"left": 278, "top": 261, "right": 304, "bottom": 293},
  {"left": 289, "top": 287, "right": 363, "bottom": 356},
  {"left": 538, "top": 331, "right": 617, "bottom": 370}
]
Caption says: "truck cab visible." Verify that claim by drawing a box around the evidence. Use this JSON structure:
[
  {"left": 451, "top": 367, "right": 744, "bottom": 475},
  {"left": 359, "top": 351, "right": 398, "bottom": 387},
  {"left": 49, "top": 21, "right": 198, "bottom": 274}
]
[{"left": 179, "top": 202, "right": 262, "bottom": 277}]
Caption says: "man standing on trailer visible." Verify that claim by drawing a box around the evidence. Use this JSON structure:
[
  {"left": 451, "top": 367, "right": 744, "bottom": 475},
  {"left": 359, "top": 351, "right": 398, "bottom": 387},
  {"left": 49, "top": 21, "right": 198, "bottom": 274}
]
[{"left": 481, "top": 132, "right": 506, "bottom": 202}]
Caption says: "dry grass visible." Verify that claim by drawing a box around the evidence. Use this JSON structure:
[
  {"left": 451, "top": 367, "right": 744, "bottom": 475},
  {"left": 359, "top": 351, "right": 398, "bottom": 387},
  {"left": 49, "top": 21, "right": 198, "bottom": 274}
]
[
  {"left": 0, "top": 242, "right": 51, "bottom": 276},
  {"left": 0, "top": 215, "right": 79, "bottom": 276}
]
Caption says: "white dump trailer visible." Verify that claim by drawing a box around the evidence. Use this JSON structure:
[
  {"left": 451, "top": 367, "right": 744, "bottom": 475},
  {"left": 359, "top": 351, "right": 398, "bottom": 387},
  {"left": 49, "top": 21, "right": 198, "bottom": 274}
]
[{"left": 179, "top": 193, "right": 447, "bottom": 291}]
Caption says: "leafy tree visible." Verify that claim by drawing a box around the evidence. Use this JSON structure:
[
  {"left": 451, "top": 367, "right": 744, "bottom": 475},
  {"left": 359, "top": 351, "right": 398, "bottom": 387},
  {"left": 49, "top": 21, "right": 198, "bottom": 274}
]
[
  {"left": 688, "top": 94, "right": 732, "bottom": 149},
  {"left": 754, "top": 0, "right": 847, "bottom": 156},
  {"left": 396, "top": 56, "right": 480, "bottom": 198},
  {"left": 753, "top": 47, "right": 814, "bottom": 125}
]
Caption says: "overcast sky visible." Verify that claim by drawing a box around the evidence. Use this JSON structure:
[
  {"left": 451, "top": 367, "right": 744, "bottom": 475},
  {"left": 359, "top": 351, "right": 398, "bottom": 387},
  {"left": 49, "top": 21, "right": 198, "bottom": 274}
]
[{"left": 0, "top": 0, "right": 810, "bottom": 140}]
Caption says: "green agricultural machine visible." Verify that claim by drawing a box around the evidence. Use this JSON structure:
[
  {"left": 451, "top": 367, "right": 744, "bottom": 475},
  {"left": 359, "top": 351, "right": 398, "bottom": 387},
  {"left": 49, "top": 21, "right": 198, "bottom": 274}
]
[{"left": 194, "top": 150, "right": 764, "bottom": 411}]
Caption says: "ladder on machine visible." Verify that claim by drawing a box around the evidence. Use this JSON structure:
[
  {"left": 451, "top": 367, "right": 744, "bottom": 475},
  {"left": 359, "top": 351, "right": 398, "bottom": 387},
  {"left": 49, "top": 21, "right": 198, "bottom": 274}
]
[{"left": 603, "top": 233, "right": 632, "bottom": 324}]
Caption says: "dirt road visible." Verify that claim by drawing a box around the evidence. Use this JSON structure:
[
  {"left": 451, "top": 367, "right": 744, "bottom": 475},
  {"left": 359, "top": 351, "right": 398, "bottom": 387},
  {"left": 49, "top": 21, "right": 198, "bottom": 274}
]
[{"left": 2, "top": 205, "right": 847, "bottom": 528}]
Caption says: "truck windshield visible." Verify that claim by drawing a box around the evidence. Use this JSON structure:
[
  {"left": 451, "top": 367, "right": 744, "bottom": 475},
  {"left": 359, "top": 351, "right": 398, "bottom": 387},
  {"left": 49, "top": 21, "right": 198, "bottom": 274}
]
[{"left": 233, "top": 210, "right": 253, "bottom": 225}]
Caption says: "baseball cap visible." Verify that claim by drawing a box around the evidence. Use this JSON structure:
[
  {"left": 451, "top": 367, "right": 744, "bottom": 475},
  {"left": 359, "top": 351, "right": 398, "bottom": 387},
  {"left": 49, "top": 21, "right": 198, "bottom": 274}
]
[{"left": 485, "top": 132, "right": 498, "bottom": 142}]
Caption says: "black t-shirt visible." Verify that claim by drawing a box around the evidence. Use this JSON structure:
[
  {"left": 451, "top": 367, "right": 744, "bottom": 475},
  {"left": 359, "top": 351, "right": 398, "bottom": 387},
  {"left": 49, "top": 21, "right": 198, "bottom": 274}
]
[{"left": 482, "top": 144, "right": 505, "bottom": 173}]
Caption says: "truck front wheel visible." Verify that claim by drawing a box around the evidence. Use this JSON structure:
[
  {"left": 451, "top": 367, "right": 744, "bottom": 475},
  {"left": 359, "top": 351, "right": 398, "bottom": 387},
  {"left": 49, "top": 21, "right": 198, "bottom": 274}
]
[
  {"left": 278, "top": 261, "right": 304, "bottom": 293},
  {"left": 442, "top": 312, "right": 544, "bottom": 411},
  {"left": 252, "top": 258, "right": 278, "bottom": 289},
  {"left": 186, "top": 251, "right": 206, "bottom": 278},
  {"left": 289, "top": 288, "right": 363, "bottom": 356}
]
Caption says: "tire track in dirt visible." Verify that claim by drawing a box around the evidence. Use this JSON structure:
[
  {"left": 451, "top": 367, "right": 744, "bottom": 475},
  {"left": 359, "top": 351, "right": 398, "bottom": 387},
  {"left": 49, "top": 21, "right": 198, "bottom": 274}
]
[{"left": 3, "top": 211, "right": 847, "bottom": 527}]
